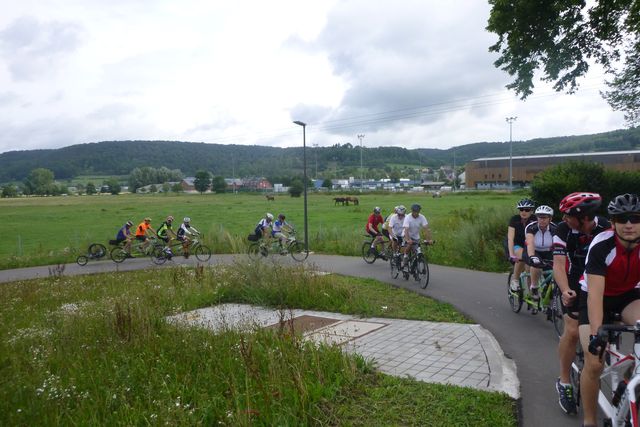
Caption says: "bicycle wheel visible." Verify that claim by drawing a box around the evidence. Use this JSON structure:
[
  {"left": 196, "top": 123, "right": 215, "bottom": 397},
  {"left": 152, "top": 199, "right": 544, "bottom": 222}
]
[
  {"left": 150, "top": 244, "right": 168, "bottom": 265},
  {"left": 76, "top": 255, "right": 88, "bottom": 266},
  {"left": 552, "top": 286, "right": 565, "bottom": 337},
  {"left": 110, "top": 247, "right": 127, "bottom": 263},
  {"left": 362, "top": 242, "right": 377, "bottom": 264},
  {"left": 194, "top": 245, "right": 211, "bottom": 262},
  {"left": 508, "top": 278, "right": 523, "bottom": 313},
  {"left": 416, "top": 255, "right": 430, "bottom": 289},
  {"left": 89, "top": 243, "right": 107, "bottom": 259},
  {"left": 289, "top": 241, "right": 308, "bottom": 262},
  {"left": 390, "top": 254, "right": 399, "bottom": 279},
  {"left": 248, "top": 243, "right": 264, "bottom": 261},
  {"left": 570, "top": 344, "right": 584, "bottom": 409}
]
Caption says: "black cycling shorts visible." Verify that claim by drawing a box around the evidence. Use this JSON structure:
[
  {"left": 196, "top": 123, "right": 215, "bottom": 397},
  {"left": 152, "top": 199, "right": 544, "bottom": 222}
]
[
  {"left": 561, "top": 277, "right": 582, "bottom": 316},
  {"left": 578, "top": 288, "right": 640, "bottom": 326},
  {"left": 367, "top": 230, "right": 380, "bottom": 239},
  {"left": 135, "top": 235, "right": 146, "bottom": 241}
]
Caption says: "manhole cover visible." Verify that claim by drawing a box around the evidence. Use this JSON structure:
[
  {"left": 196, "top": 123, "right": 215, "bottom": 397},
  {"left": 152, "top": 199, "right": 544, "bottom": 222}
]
[{"left": 264, "top": 315, "right": 340, "bottom": 335}]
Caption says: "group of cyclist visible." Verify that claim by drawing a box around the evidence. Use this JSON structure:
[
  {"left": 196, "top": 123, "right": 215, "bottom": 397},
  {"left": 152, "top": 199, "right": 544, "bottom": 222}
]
[
  {"left": 506, "top": 192, "right": 640, "bottom": 426},
  {"left": 253, "top": 213, "right": 292, "bottom": 253},
  {"left": 114, "top": 216, "right": 200, "bottom": 259},
  {"left": 365, "top": 203, "right": 434, "bottom": 267}
]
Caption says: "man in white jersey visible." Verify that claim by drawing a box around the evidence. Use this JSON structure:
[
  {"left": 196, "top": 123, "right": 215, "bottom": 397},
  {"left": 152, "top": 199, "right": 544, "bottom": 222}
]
[
  {"left": 402, "top": 204, "right": 433, "bottom": 266},
  {"left": 388, "top": 205, "right": 407, "bottom": 255}
]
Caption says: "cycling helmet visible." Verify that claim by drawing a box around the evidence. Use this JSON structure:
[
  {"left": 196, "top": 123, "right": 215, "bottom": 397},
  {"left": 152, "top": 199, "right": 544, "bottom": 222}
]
[
  {"left": 266, "top": 213, "right": 274, "bottom": 220},
  {"left": 393, "top": 206, "right": 400, "bottom": 213},
  {"left": 559, "top": 192, "right": 602, "bottom": 216},
  {"left": 183, "top": 217, "right": 191, "bottom": 223},
  {"left": 607, "top": 193, "right": 640, "bottom": 215},
  {"left": 166, "top": 215, "right": 174, "bottom": 222},
  {"left": 411, "top": 203, "right": 421, "bottom": 212},
  {"left": 534, "top": 205, "right": 554, "bottom": 216},
  {"left": 278, "top": 213, "right": 285, "bottom": 220},
  {"left": 144, "top": 217, "right": 151, "bottom": 222},
  {"left": 373, "top": 207, "right": 381, "bottom": 214},
  {"left": 516, "top": 198, "right": 535, "bottom": 209},
  {"left": 126, "top": 220, "right": 133, "bottom": 227},
  {"left": 397, "top": 205, "right": 406, "bottom": 214}
]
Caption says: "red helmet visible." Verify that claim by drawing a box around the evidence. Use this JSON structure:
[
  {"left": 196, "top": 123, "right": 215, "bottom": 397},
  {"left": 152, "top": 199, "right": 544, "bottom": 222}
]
[{"left": 558, "top": 192, "right": 602, "bottom": 216}]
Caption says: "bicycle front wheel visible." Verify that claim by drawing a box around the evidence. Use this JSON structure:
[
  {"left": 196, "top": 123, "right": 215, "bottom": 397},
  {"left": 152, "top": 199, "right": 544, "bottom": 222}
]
[
  {"left": 289, "top": 241, "right": 308, "bottom": 262},
  {"left": 89, "top": 243, "right": 107, "bottom": 259},
  {"left": 508, "top": 281, "right": 523, "bottom": 313},
  {"left": 551, "top": 286, "right": 564, "bottom": 337},
  {"left": 248, "top": 243, "right": 264, "bottom": 261},
  {"left": 194, "top": 245, "right": 211, "bottom": 262},
  {"left": 416, "top": 255, "right": 430, "bottom": 289},
  {"left": 150, "top": 244, "right": 167, "bottom": 265},
  {"left": 362, "top": 242, "right": 376, "bottom": 264},
  {"left": 110, "top": 247, "right": 127, "bottom": 263},
  {"left": 76, "top": 255, "right": 88, "bottom": 266},
  {"left": 390, "top": 255, "right": 399, "bottom": 279}
]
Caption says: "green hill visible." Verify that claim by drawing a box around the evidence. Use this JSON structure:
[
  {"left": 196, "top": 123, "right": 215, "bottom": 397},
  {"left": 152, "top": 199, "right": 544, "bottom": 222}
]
[{"left": 1, "top": 127, "right": 639, "bottom": 182}]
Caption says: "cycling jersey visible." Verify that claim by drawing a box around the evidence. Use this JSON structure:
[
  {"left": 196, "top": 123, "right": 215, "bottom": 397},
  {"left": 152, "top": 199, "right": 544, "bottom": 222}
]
[
  {"left": 402, "top": 213, "right": 428, "bottom": 241},
  {"left": 525, "top": 221, "right": 557, "bottom": 252},
  {"left": 552, "top": 216, "right": 610, "bottom": 284},
  {"left": 177, "top": 223, "right": 196, "bottom": 239},
  {"left": 388, "top": 214, "right": 406, "bottom": 239},
  {"left": 582, "top": 230, "right": 640, "bottom": 296},
  {"left": 157, "top": 221, "right": 172, "bottom": 238},
  {"left": 508, "top": 214, "right": 537, "bottom": 247},
  {"left": 116, "top": 225, "right": 131, "bottom": 241},
  {"left": 136, "top": 221, "right": 151, "bottom": 237},
  {"left": 271, "top": 219, "right": 288, "bottom": 236},
  {"left": 366, "top": 213, "right": 384, "bottom": 234}
]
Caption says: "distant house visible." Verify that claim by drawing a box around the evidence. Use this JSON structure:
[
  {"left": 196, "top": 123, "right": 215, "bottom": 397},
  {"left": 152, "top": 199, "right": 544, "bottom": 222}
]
[
  {"left": 242, "top": 177, "right": 273, "bottom": 191},
  {"left": 181, "top": 177, "right": 196, "bottom": 192}
]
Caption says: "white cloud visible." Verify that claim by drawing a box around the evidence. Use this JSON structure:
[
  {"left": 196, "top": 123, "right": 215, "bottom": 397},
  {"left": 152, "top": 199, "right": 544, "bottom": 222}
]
[{"left": 0, "top": 0, "right": 627, "bottom": 154}]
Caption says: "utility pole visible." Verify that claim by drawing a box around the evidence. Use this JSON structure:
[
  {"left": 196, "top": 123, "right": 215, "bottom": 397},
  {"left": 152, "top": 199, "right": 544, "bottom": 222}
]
[
  {"left": 357, "top": 134, "right": 365, "bottom": 189},
  {"left": 506, "top": 116, "right": 517, "bottom": 191},
  {"left": 452, "top": 147, "right": 456, "bottom": 192}
]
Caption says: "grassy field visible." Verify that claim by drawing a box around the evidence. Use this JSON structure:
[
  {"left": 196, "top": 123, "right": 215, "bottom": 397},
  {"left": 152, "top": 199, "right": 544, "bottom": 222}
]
[
  {"left": 0, "top": 191, "right": 523, "bottom": 270},
  {"left": 0, "top": 262, "right": 516, "bottom": 426}
]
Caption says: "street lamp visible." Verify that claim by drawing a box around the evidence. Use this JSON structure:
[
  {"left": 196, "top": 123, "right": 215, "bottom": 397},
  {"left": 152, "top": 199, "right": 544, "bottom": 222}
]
[
  {"left": 506, "top": 116, "right": 517, "bottom": 191},
  {"left": 293, "top": 120, "right": 309, "bottom": 254},
  {"left": 357, "top": 134, "right": 365, "bottom": 189}
]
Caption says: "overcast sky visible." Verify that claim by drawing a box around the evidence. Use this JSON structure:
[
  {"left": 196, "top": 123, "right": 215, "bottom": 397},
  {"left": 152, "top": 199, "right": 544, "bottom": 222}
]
[{"left": 0, "top": 0, "right": 627, "bottom": 154}]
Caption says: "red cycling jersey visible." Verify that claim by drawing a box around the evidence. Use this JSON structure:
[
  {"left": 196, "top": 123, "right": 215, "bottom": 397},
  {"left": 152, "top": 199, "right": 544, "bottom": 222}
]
[
  {"left": 366, "top": 213, "right": 384, "bottom": 234},
  {"left": 583, "top": 230, "right": 640, "bottom": 296}
]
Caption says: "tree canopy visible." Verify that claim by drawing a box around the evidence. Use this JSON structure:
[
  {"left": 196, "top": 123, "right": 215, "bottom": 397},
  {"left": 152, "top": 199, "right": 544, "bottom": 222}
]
[
  {"left": 487, "top": 0, "right": 640, "bottom": 125},
  {"left": 193, "top": 170, "right": 211, "bottom": 194}
]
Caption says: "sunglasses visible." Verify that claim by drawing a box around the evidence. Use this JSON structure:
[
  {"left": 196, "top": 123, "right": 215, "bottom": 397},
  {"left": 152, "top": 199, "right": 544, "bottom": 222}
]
[
  {"left": 612, "top": 214, "right": 640, "bottom": 224},
  {"left": 519, "top": 208, "right": 532, "bottom": 212}
]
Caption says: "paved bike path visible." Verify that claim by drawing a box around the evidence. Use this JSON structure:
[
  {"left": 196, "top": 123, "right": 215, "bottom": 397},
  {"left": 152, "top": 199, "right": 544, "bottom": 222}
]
[{"left": 0, "top": 255, "right": 580, "bottom": 427}]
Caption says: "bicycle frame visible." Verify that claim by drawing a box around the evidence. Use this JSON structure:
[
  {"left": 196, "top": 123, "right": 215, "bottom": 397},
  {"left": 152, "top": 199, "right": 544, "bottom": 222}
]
[{"left": 597, "top": 322, "right": 640, "bottom": 426}]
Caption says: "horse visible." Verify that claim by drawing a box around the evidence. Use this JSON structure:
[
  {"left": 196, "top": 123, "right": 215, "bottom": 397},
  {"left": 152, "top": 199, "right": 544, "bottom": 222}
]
[
  {"left": 333, "top": 197, "right": 346, "bottom": 206},
  {"left": 266, "top": 194, "right": 275, "bottom": 201},
  {"left": 346, "top": 196, "right": 359, "bottom": 205}
]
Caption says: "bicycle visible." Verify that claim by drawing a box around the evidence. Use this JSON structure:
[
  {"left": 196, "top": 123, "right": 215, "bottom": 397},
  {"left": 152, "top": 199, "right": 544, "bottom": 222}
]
[
  {"left": 76, "top": 243, "right": 108, "bottom": 266},
  {"left": 507, "top": 260, "right": 564, "bottom": 336},
  {"left": 362, "top": 234, "right": 392, "bottom": 264},
  {"left": 247, "top": 230, "right": 308, "bottom": 262},
  {"left": 110, "top": 237, "right": 167, "bottom": 265},
  {"left": 152, "top": 233, "right": 212, "bottom": 262},
  {"left": 572, "top": 320, "right": 640, "bottom": 426},
  {"left": 399, "top": 240, "right": 433, "bottom": 289}
]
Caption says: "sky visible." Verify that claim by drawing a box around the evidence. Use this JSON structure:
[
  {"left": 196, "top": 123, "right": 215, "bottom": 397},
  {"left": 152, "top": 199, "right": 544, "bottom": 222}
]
[{"left": 0, "top": 0, "right": 628, "bottom": 154}]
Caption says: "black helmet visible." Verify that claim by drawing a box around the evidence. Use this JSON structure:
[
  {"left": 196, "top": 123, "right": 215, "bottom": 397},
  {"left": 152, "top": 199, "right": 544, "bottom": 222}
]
[
  {"left": 516, "top": 198, "right": 535, "bottom": 209},
  {"left": 607, "top": 193, "right": 640, "bottom": 216},
  {"left": 278, "top": 213, "right": 285, "bottom": 220},
  {"left": 411, "top": 203, "right": 421, "bottom": 212},
  {"left": 373, "top": 207, "right": 381, "bottom": 214}
]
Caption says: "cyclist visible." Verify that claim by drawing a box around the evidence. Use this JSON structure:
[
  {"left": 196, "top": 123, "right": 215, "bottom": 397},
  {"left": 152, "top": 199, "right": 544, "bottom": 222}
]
[
  {"left": 135, "top": 217, "right": 156, "bottom": 252},
  {"left": 401, "top": 204, "right": 433, "bottom": 267},
  {"left": 552, "top": 192, "right": 609, "bottom": 415},
  {"left": 115, "top": 220, "right": 134, "bottom": 255},
  {"left": 366, "top": 207, "right": 386, "bottom": 257},
  {"left": 255, "top": 213, "right": 274, "bottom": 243},
  {"left": 524, "top": 205, "right": 557, "bottom": 304},
  {"left": 388, "top": 205, "right": 407, "bottom": 255},
  {"left": 177, "top": 217, "right": 199, "bottom": 258},
  {"left": 508, "top": 198, "right": 537, "bottom": 292},
  {"left": 156, "top": 216, "right": 176, "bottom": 258},
  {"left": 579, "top": 193, "right": 640, "bottom": 427},
  {"left": 272, "top": 213, "right": 291, "bottom": 254}
]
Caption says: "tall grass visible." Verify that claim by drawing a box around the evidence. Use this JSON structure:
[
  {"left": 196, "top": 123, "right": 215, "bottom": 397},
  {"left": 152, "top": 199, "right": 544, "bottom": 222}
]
[{"left": 1, "top": 264, "right": 514, "bottom": 426}]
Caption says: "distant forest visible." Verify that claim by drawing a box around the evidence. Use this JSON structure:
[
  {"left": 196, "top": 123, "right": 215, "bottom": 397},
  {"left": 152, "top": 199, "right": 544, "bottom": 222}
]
[{"left": 0, "top": 127, "right": 638, "bottom": 182}]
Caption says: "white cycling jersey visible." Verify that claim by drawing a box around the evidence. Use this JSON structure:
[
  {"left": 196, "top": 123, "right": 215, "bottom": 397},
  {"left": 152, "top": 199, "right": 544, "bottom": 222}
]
[
  {"left": 388, "top": 214, "right": 406, "bottom": 238},
  {"left": 402, "top": 214, "right": 428, "bottom": 241}
]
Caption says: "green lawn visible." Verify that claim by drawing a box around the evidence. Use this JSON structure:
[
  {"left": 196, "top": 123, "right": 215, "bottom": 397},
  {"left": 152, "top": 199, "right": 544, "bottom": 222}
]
[
  {"left": 0, "top": 191, "right": 522, "bottom": 270},
  {"left": 0, "top": 263, "right": 516, "bottom": 426}
]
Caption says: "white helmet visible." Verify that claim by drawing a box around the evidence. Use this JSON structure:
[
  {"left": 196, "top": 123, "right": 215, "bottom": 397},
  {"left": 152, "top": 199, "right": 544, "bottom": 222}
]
[
  {"left": 396, "top": 205, "right": 406, "bottom": 214},
  {"left": 183, "top": 217, "right": 191, "bottom": 223},
  {"left": 535, "top": 205, "right": 554, "bottom": 216},
  {"left": 266, "top": 213, "right": 274, "bottom": 220}
]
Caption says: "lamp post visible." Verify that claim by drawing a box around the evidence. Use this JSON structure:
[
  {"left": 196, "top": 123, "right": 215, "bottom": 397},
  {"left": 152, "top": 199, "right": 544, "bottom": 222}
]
[
  {"left": 312, "top": 143, "right": 318, "bottom": 179},
  {"left": 506, "top": 116, "right": 517, "bottom": 191},
  {"left": 293, "top": 120, "right": 309, "bottom": 253},
  {"left": 357, "top": 134, "right": 365, "bottom": 189}
]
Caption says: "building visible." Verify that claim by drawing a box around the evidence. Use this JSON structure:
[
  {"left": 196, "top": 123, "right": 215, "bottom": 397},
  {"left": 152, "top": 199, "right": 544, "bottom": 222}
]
[{"left": 465, "top": 150, "right": 640, "bottom": 189}]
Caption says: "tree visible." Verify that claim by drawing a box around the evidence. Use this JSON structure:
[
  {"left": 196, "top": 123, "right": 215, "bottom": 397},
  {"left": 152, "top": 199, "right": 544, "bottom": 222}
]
[
  {"left": 1, "top": 184, "right": 18, "bottom": 198},
  {"left": 149, "top": 184, "right": 158, "bottom": 193},
  {"left": 171, "top": 183, "right": 183, "bottom": 193},
  {"left": 487, "top": 1, "right": 640, "bottom": 125},
  {"left": 193, "top": 170, "right": 211, "bottom": 194},
  {"left": 23, "top": 168, "right": 55, "bottom": 195},
  {"left": 211, "top": 176, "right": 227, "bottom": 193},
  {"left": 161, "top": 183, "right": 171, "bottom": 193},
  {"left": 86, "top": 182, "right": 97, "bottom": 195},
  {"left": 104, "top": 178, "right": 121, "bottom": 195},
  {"left": 322, "top": 178, "right": 333, "bottom": 190},
  {"left": 288, "top": 179, "right": 303, "bottom": 197}
]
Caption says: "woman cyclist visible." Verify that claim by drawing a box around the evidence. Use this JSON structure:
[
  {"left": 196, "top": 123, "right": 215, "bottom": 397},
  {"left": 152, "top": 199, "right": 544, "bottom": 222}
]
[
  {"left": 508, "top": 198, "right": 537, "bottom": 291},
  {"left": 524, "top": 205, "right": 557, "bottom": 302}
]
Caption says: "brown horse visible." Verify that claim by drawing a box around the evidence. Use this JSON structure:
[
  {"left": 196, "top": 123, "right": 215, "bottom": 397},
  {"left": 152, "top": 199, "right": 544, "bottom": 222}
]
[
  {"left": 266, "top": 194, "right": 275, "bottom": 201},
  {"left": 346, "top": 196, "right": 359, "bottom": 205},
  {"left": 333, "top": 197, "right": 347, "bottom": 206}
]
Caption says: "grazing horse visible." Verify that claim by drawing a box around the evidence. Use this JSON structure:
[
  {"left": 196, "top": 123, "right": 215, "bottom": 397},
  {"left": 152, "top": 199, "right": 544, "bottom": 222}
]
[
  {"left": 266, "top": 194, "right": 275, "bottom": 201},
  {"left": 347, "top": 196, "right": 359, "bottom": 205},
  {"left": 333, "top": 197, "right": 346, "bottom": 206}
]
